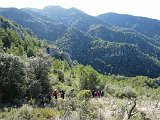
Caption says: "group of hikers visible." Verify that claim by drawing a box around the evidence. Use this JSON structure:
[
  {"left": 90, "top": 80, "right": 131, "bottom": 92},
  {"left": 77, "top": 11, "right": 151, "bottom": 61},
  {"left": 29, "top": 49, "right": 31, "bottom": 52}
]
[
  {"left": 91, "top": 89, "right": 104, "bottom": 98},
  {"left": 37, "top": 89, "right": 65, "bottom": 107},
  {"left": 37, "top": 89, "right": 104, "bottom": 107}
]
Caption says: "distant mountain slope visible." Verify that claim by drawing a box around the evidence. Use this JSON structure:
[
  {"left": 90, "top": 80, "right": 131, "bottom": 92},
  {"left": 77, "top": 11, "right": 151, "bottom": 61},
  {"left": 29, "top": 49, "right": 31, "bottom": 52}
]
[
  {"left": 41, "top": 5, "right": 86, "bottom": 17},
  {"left": 55, "top": 28, "right": 160, "bottom": 78},
  {"left": 0, "top": 8, "right": 67, "bottom": 41},
  {"left": 1, "top": 6, "right": 160, "bottom": 78},
  {"left": 0, "top": 16, "right": 46, "bottom": 57},
  {"left": 87, "top": 25, "right": 160, "bottom": 59},
  {"left": 0, "top": 16, "right": 72, "bottom": 65},
  {"left": 28, "top": 6, "right": 107, "bottom": 32},
  {"left": 98, "top": 12, "right": 160, "bottom": 38}
]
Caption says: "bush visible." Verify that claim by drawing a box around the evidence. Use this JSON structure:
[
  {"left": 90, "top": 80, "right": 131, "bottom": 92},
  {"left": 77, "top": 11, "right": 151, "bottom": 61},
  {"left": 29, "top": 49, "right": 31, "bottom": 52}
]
[
  {"left": 27, "top": 48, "right": 34, "bottom": 57},
  {"left": 78, "top": 90, "right": 92, "bottom": 100},
  {"left": 27, "top": 56, "right": 51, "bottom": 98},
  {"left": 78, "top": 100, "right": 97, "bottom": 120},
  {"left": 79, "top": 66, "right": 100, "bottom": 90},
  {"left": 145, "top": 79, "right": 158, "bottom": 89},
  {"left": 107, "top": 85, "right": 137, "bottom": 99},
  {"left": 117, "top": 86, "right": 137, "bottom": 99},
  {"left": 65, "top": 77, "right": 72, "bottom": 86},
  {"left": 0, "top": 104, "right": 55, "bottom": 120},
  {"left": 0, "top": 53, "right": 27, "bottom": 103},
  {"left": 57, "top": 70, "right": 64, "bottom": 82},
  {"left": 32, "top": 108, "right": 55, "bottom": 119}
]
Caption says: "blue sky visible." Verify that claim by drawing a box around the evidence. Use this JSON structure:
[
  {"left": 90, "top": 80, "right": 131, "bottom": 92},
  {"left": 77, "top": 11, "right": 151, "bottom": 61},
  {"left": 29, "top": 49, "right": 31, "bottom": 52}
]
[{"left": 0, "top": 0, "right": 159, "bottom": 19}]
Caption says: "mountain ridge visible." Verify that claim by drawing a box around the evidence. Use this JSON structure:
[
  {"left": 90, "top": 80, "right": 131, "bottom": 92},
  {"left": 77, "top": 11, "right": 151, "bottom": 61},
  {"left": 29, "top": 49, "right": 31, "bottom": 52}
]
[
  {"left": 0, "top": 6, "right": 160, "bottom": 78},
  {"left": 98, "top": 12, "right": 160, "bottom": 38}
]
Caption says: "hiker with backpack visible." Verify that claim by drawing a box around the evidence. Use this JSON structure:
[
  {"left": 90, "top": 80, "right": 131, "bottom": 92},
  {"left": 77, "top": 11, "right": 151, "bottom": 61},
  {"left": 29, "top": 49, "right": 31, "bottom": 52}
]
[
  {"left": 92, "top": 89, "right": 95, "bottom": 98},
  {"left": 53, "top": 89, "right": 58, "bottom": 99},
  {"left": 37, "top": 93, "right": 45, "bottom": 107},
  {"left": 95, "top": 90, "right": 100, "bottom": 97},
  {"left": 60, "top": 90, "right": 65, "bottom": 99},
  {"left": 100, "top": 90, "right": 104, "bottom": 97},
  {"left": 46, "top": 91, "right": 52, "bottom": 103}
]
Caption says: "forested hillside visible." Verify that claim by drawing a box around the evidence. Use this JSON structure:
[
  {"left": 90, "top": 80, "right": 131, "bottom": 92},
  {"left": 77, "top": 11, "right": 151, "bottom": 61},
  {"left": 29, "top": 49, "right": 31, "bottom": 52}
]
[
  {"left": 55, "top": 28, "right": 160, "bottom": 77},
  {"left": 0, "top": 16, "right": 105, "bottom": 104},
  {"left": 1, "top": 6, "right": 160, "bottom": 78},
  {"left": 98, "top": 12, "right": 160, "bottom": 38},
  {"left": 0, "top": 12, "right": 160, "bottom": 120},
  {"left": 0, "top": 8, "right": 67, "bottom": 41},
  {"left": 87, "top": 25, "right": 160, "bottom": 59}
]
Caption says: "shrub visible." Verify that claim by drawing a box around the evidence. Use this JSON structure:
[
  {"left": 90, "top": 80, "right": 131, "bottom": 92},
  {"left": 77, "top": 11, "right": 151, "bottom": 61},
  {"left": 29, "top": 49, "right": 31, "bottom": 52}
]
[
  {"left": 79, "top": 66, "right": 100, "bottom": 90},
  {"left": 117, "top": 86, "right": 137, "bottom": 99},
  {"left": 145, "top": 79, "right": 158, "bottom": 89},
  {"left": 0, "top": 53, "right": 27, "bottom": 103},
  {"left": 27, "top": 56, "right": 51, "bottom": 98},
  {"left": 78, "top": 90, "right": 92, "bottom": 100},
  {"left": 0, "top": 104, "right": 55, "bottom": 120},
  {"left": 65, "top": 77, "right": 72, "bottom": 86},
  {"left": 78, "top": 100, "right": 98, "bottom": 120},
  {"left": 106, "top": 85, "right": 137, "bottom": 99},
  {"left": 32, "top": 108, "right": 55, "bottom": 119},
  {"left": 57, "top": 70, "right": 64, "bottom": 82}
]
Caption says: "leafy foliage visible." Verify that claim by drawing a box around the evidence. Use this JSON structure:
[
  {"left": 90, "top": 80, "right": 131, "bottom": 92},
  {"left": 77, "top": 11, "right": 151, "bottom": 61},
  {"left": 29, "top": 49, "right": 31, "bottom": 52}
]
[
  {"left": 0, "top": 53, "right": 27, "bottom": 103},
  {"left": 27, "top": 55, "right": 52, "bottom": 99}
]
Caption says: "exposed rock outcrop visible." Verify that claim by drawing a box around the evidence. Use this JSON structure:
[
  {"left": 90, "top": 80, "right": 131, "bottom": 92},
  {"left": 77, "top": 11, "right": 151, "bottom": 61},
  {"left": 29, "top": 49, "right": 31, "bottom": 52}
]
[
  {"left": 60, "top": 52, "right": 72, "bottom": 65},
  {"left": 47, "top": 47, "right": 72, "bottom": 65}
]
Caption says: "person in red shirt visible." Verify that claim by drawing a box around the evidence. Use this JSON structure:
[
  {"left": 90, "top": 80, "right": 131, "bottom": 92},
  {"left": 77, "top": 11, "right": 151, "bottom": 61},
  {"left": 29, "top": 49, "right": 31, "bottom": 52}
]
[
  {"left": 95, "top": 90, "right": 99, "bottom": 97},
  {"left": 53, "top": 89, "right": 58, "bottom": 99}
]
